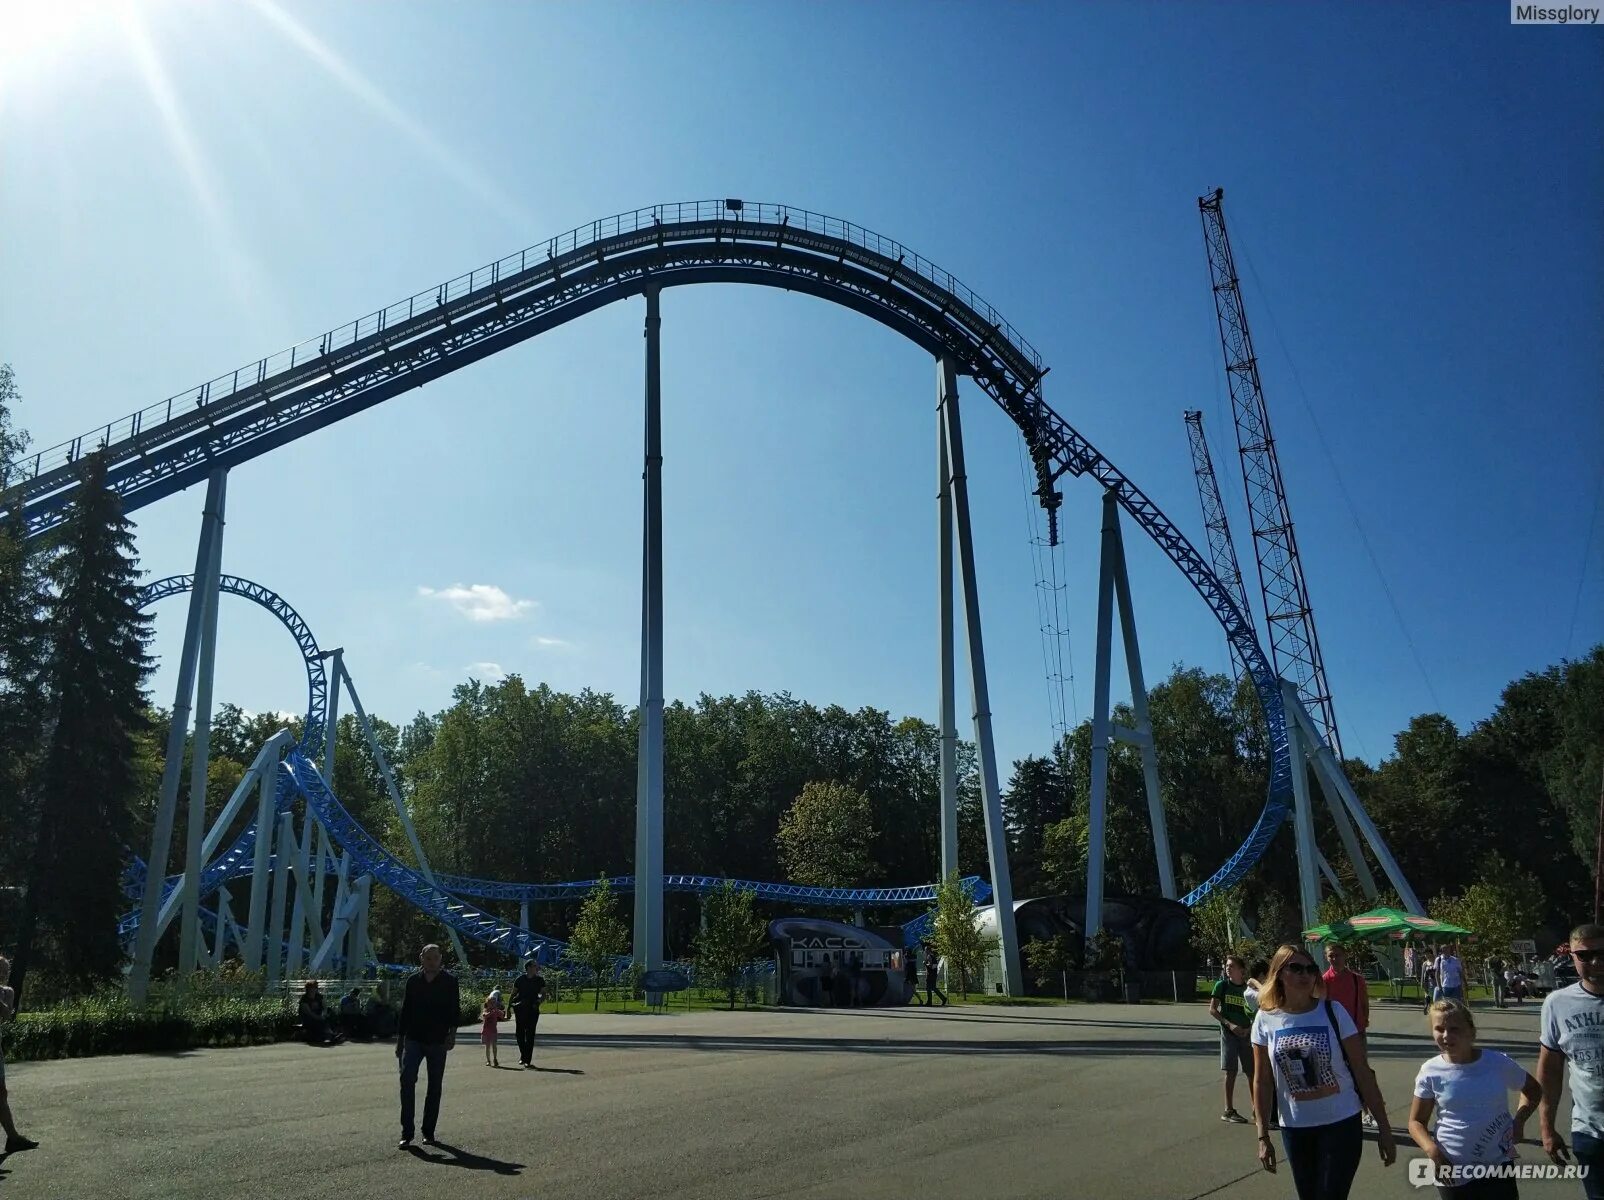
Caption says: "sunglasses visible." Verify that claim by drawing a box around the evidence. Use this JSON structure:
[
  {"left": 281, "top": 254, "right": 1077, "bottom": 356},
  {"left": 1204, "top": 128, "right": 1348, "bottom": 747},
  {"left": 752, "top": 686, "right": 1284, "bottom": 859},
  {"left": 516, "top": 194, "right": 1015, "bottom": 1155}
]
[
  {"left": 1574, "top": 949, "right": 1604, "bottom": 965},
  {"left": 1283, "top": 962, "right": 1320, "bottom": 977}
]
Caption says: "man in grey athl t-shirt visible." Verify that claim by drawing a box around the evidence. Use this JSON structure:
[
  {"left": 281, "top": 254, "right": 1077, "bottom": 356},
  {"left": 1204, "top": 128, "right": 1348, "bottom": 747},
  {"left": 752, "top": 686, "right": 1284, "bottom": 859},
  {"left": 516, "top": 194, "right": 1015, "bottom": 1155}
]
[{"left": 1539, "top": 922, "right": 1604, "bottom": 1200}]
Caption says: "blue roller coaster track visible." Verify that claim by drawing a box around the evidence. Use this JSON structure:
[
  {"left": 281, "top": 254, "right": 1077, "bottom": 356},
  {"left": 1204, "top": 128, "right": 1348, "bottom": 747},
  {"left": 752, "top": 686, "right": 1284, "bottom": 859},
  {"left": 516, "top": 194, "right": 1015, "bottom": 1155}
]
[{"left": 13, "top": 199, "right": 1292, "bottom": 923}]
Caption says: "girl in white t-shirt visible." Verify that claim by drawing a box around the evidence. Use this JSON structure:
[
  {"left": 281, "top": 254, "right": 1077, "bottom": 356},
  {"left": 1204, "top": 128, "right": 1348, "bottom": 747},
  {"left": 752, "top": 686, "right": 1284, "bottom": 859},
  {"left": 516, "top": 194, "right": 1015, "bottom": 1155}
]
[
  {"left": 1251, "top": 943, "right": 1395, "bottom": 1198},
  {"left": 1407, "top": 998, "right": 1541, "bottom": 1199}
]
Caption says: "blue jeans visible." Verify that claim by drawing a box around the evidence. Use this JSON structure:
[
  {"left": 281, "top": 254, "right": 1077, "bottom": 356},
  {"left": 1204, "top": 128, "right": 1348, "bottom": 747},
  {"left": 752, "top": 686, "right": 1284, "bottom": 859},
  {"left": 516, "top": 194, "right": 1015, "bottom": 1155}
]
[
  {"left": 1575, "top": 1129, "right": 1604, "bottom": 1200},
  {"left": 398, "top": 1039, "right": 448, "bottom": 1139},
  {"left": 1280, "top": 1112, "right": 1362, "bottom": 1200}
]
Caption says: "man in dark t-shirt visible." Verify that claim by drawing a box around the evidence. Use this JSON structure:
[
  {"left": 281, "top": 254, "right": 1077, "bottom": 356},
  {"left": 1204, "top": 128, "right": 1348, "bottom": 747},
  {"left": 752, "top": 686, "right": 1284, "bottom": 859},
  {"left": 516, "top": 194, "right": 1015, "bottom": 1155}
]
[
  {"left": 511, "top": 959, "right": 545, "bottom": 1068},
  {"left": 396, "top": 943, "right": 460, "bottom": 1149}
]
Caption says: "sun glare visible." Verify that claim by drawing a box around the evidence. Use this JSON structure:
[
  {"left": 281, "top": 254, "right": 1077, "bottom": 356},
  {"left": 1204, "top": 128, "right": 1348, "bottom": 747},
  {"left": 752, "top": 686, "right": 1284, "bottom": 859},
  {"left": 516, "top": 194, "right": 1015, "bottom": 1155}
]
[{"left": 0, "top": 0, "right": 125, "bottom": 94}]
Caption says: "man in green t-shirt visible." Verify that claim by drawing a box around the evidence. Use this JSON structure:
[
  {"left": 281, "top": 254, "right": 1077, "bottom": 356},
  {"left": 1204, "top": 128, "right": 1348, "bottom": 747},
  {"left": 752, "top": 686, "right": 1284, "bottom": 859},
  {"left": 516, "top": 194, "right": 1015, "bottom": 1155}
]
[{"left": 1208, "top": 955, "right": 1253, "bottom": 1124}]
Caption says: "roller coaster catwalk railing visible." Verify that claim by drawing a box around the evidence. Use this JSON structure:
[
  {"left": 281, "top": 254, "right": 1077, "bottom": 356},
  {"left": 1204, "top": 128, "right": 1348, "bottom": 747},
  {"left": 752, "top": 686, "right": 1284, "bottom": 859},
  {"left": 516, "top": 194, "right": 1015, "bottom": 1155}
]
[{"left": 12, "top": 200, "right": 1292, "bottom": 905}]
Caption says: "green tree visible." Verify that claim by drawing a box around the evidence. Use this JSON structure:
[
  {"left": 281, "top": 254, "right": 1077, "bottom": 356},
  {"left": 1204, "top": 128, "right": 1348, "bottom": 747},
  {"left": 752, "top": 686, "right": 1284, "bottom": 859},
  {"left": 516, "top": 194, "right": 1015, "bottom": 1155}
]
[
  {"left": 931, "top": 872, "right": 997, "bottom": 997},
  {"left": 1429, "top": 854, "right": 1546, "bottom": 958},
  {"left": 1190, "top": 883, "right": 1248, "bottom": 965},
  {"left": 565, "top": 875, "right": 628, "bottom": 1010},
  {"left": 0, "top": 364, "right": 47, "bottom": 958},
  {"left": 694, "top": 880, "right": 766, "bottom": 1009},
  {"left": 1023, "top": 933, "right": 1074, "bottom": 992},
  {"left": 775, "top": 780, "right": 877, "bottom": 889},
  {"left": 13, "top": 453, "right": 152, "bottom": 997}
]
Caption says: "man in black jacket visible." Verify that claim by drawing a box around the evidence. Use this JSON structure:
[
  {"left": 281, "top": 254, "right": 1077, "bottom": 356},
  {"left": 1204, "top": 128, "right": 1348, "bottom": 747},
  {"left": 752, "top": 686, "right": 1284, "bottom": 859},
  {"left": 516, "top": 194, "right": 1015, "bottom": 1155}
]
[
  {"left": 395, "top": 943, "right": 460, "bottom": 1149},
  {"left": 510, "top": 959, "right": 545, "bottom": 1068}
]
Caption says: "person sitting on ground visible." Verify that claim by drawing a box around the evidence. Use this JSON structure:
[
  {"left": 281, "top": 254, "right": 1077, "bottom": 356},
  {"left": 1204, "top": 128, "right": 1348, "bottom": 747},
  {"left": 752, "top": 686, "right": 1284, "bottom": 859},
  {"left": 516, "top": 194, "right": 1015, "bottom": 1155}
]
[
  {"left": 339, "top": 987, "right": 368, "bottom": 1040},
  {"left": 298, "top": 980, "right": 342, "bottom": 1046}
]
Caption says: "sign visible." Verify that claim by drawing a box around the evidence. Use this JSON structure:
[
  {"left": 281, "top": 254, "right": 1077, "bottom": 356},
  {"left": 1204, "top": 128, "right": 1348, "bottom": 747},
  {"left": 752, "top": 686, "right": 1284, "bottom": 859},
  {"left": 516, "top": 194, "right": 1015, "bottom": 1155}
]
[
  {"left": 1511, "top": 939, "right": 1537, "bottom": 956},
  {"left": 641, "top": 968, "right": 689, "bottom": 993}
]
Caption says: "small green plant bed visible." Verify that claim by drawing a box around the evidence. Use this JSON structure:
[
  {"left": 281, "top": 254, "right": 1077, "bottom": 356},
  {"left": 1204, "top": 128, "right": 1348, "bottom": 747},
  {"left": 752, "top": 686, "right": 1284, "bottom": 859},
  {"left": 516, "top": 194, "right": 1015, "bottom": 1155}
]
[
  {"left": 570, "top": 987, "right": 769, "bottom": 1015},
  {"left": 7, "top": 992, "right": 296, "bottom": 1062},
  {"left": 953, "top": 993, "right": 1079, "bottom": 1007}
]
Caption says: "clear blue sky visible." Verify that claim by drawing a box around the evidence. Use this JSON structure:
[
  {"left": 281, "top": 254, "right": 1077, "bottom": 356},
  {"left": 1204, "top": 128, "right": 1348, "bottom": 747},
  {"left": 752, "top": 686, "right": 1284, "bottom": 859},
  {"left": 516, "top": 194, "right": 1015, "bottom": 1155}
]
[{"left": 1, "top": 0, "right": 1599, "bottom": 778}]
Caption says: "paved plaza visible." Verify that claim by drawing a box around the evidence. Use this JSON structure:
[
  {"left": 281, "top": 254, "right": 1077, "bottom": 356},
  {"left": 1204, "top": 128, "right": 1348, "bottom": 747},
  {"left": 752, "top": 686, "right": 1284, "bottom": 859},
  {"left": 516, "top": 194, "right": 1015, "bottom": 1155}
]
[{"left": 0, "top": 999, "right": 1571, "bottom": 1199}]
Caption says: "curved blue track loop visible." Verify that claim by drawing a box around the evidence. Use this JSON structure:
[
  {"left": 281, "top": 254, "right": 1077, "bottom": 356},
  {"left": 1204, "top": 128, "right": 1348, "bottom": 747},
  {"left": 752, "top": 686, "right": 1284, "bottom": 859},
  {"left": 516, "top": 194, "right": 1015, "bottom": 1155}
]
[
  {"left": 119, "top": 574, "right": 327, "bottom": 935},
  {"left": 44, "top": 202, "right": 1296, "bottom": 916}
]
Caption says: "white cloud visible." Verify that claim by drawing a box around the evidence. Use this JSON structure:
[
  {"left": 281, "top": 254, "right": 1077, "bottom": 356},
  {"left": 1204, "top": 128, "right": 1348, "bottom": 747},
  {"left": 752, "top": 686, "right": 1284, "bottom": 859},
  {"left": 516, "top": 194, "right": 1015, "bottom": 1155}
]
[
  {"left": 417, "top": 583, "right": 535, "bottom": 622},
  {"left": 532, "top": 635, "right": 573, "bottom": 650},
  {"left": 466, "top": 661, "right": 507, "bottom": 681}
]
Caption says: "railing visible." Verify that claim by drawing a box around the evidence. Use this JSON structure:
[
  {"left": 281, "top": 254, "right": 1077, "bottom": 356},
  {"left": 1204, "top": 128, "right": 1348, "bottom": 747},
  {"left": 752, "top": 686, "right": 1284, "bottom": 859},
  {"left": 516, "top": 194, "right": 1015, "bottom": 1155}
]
[{"left": 4, "top": 200, "right": 1042, "bottom": 487}]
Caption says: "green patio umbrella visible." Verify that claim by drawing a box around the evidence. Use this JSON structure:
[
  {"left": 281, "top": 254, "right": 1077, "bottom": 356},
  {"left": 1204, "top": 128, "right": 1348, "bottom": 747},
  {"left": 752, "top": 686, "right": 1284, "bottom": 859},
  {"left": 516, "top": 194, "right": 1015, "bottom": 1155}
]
[{"left": 1302, "top": 906, "right": 1459, "bottom": 943}]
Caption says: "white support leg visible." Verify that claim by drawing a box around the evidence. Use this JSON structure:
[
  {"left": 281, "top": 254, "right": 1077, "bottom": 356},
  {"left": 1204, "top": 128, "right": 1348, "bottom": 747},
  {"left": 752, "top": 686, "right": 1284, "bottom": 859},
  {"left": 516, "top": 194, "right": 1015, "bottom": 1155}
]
[
  {"left": 286, "top": 813, "right": 314, "bottom": 977},
  {"left": 265, "top": 809, "right": 294, "bottom": 985},
  {"left": 938, "top": 355, "right": 1021, "bottom": 996},
  {"left": 352, "top": 876, "right": 372, "bottom": 976},
  {"left": 129, "top": 469, "right": 226, "bottom": 1002},
  {"left": 178, "top": 469, "right": 228, "bottom": 982},
  {"left": 633, "top": 286, "right": 665, "bottom": 975},
  {"left": 1106, "top": 499, "right": 1176, "bottom": 900},
  {"left": 311, "top": 650, "right": 341, "bottom": 933},
  {"left": 1086, "top": 493, "right": 1119, "bottom": 946},
  {"left": 1282, "top": 680, "right": 1325, "bottom": 960},
  {"left": 936, "top": 382, "right": 959, "bottom": 883},
  {"left": 210, "top": 886, "right": 232, "bottom": 967},
  {"left": 243, "top": 751, "right": 280, "bottom": 972}
]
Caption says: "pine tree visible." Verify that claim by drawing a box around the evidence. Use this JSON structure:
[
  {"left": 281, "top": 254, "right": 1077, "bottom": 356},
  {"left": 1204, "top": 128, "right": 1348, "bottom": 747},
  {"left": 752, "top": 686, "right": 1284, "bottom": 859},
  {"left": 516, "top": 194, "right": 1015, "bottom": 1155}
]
[
  {"left": 13, "top": 452, "right": 152, "bottom": 996},
  {"left": 0, "top": 364, "right": 51, "bottom": 990}
]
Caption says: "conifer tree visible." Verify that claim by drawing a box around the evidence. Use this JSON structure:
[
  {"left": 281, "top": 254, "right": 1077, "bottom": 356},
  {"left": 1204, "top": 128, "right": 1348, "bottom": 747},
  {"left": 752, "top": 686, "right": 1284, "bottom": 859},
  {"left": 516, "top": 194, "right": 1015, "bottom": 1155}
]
[{"left": 13, "top": 453, "right": 152, "bottom": 994}]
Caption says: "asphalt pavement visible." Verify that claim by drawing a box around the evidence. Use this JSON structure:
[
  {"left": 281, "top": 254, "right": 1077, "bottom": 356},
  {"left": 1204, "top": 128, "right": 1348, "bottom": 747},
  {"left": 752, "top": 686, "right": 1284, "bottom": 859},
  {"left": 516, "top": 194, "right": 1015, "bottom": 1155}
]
[{"left": 0, "top": 998, "right": 1569, "bottom": 1199}]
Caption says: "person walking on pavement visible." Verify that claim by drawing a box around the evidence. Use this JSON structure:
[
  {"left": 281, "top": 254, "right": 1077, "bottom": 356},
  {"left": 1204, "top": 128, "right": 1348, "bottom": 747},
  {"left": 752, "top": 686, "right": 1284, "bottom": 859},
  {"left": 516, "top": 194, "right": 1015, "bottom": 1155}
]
[
  {"left": 924, "top": 946, "right": 948, "bottom": 1007},
  {"left": 1537, "top": 923, "right": 1604, "bottom": 1200},
  {"left": 1435, "top": 946, "right": 1465, "bottom": 1004},
  {"left": 1210, "top": 955, "right": 1254, "bottom": 1124},
  {"left": 1322, "top": 945, "right": 1378, "bottom": 1128},
  {"left": 511, "top": 958, "right": 545, "bottom": 1068},
  {"left": 904, "top": 946, "right": 922, "bottom": 1005},
  {"left": 0, "top": 957, "right": 38, "bottom": 1155},
  {"left": 396, "top": 943, "right": 460, "bottom": 1150}
]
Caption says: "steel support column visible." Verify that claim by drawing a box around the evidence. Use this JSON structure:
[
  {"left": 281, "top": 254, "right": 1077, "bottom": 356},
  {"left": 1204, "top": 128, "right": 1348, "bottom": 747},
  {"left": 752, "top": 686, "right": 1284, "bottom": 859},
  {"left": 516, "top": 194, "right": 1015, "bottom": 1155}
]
[
  {"left": 265, "top": 808, "right": 294, "bottom": 985},
  {"left": 210, "top": 886, "right": 232, "bottom": 967},
  {"left": 1282, "top": 680, "right": 1324, "bottom": 958},
  {"left": 129, "top": 469, "right": 226, "bottom": 1002},
  {"left": 177, "top": 470, "right": 228, "bottom": 979},
  {"left": 936, "top": 368, "right": 959, "bottom": 884},
  {"left": 632, "top": 285, "right": 665, "bottom": 974},
  {"left": 312, "top": 649, "right": 341, "bottom": 929},
  {"left": 1085, "top": 492, "right": 1118, "bottom": 945},
  {"left": 242, "top": 751, "right": 279, "bottom": 971},
  {"left": 286, "top": 811, "right": 314, "bottom": 977},
  {"left": 1106, "top": 496, "right": 1177, "bottom": 899},
  {"left": 938, "top": 355, "right": 1021, "bottom": 995}
]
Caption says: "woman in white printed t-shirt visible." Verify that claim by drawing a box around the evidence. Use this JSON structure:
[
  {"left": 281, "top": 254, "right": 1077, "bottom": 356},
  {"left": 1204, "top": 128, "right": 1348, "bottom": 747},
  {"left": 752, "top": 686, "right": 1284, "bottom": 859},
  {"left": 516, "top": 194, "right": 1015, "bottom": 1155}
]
[
  {"left": 1251, "top": 943, "right": 1396, "bottom": 1199},
  {"left": 1408, "top": 998, "right": 1541, "bottom": 1200}
]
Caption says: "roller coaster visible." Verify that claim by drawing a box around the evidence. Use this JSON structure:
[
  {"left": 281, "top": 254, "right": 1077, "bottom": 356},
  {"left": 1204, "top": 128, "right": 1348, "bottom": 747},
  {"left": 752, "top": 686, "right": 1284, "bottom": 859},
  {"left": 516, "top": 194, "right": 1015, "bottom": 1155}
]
[{"left": 4, "top": 199, "right": 1418, "bottom": 992}]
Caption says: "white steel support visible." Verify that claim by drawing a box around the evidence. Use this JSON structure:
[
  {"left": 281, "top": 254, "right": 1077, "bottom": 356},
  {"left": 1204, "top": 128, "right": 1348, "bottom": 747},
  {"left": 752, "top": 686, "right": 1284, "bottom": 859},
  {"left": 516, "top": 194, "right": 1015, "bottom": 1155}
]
[
  {"left": 1106, "top": 498, "right": 1177, "bottom": 900},
  {"left": 351, "top": 875, "right": 372, "bottom": 976},
  {"left": 265, "top": 809, "right": 294, "bottom": 985},
  {"left": 1286, "top": 694, "right": 1424, "bottom": 913},
  {"left": 938, "top": 355, "right": 1021, "bottom": 996},
  {"left": 286, "top": 812, "right": 315, "bottom": 977},
  {"left": 243, "top": 750, "right": 279, "bottom": 972},
  {"left": 633, "top": 285, "right": 665, "bottom": 974},
  {"left": 157, "top": 732, "right": 293, "bottom": 942},
  {"left": 519, "top": 898, "right": 530, "bottom": 931},
  {"left": 936, "top": 373, "right": 960, "bottom": 884},
  {"left": 210, "top": 886, "right": 232, "bottom": 967},
  {"left": 338, "top": 658, "right": 468, "bottom": 966},
  {"left": 1282, "top": 680, "right": 1324, "bottom": 958},
  {"left": 311, "top": 650, "right": 341, "bottom": 929},
  {"left": 178, "top": 469, "right": 228, "bottom": 980},
  {"left": 1085, "top": 494, "right": 1119, "bottom": 945},
  {"left": 130, "top": 468, "right": 227, "bottom": 1003}
]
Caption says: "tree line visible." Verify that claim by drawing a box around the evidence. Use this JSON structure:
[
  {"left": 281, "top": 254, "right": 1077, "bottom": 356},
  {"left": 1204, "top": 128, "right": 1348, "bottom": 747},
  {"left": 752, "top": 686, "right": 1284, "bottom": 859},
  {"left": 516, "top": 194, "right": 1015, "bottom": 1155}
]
[{"left": 2, "top": 364, "right": 1599, "bottom": 997}]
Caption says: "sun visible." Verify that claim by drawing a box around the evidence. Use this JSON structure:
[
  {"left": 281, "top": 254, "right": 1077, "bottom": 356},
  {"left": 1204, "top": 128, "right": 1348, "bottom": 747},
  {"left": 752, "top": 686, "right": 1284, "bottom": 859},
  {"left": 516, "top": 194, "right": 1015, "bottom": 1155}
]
[{"left": 0, "top": 0, "right": 152, "bottom": 98}]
